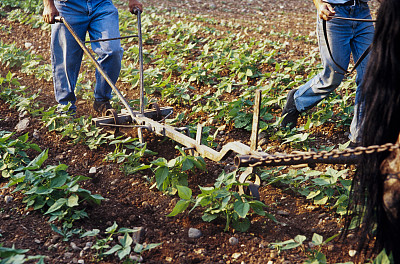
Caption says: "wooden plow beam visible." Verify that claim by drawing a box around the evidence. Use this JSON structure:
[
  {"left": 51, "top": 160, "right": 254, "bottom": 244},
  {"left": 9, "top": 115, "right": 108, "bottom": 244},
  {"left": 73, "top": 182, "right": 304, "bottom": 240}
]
[{"left": 92, "top": 91, "right": 266, "bottom": 163}]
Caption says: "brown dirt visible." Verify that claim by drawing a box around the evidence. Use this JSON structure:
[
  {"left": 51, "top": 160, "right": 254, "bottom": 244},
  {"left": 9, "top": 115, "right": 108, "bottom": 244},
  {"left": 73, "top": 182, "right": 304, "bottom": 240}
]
[{"left": 0, "top": 1, "right": 380, "bottom": 263}]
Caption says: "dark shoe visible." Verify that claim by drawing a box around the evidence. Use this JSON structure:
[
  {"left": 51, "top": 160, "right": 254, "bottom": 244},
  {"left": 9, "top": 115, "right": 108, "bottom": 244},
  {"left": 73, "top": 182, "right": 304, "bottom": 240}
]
[
  {"left": 280, "top": 89, "right": 300, "bottom": 129},
  {"left": 93, "top": 100, "right": 112, "bottom": 114}
]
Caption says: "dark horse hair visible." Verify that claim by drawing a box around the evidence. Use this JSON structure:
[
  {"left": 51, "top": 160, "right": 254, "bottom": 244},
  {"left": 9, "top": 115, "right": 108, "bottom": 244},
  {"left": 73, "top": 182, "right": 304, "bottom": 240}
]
[{"left": 347, "top": 0, "right": 400, "bottom": 261}]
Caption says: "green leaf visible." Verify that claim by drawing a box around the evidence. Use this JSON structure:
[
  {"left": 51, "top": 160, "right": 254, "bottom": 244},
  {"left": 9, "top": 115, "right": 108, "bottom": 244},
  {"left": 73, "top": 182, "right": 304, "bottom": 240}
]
[
  {"left": 311, "top": 233, "right": 324, "bottom": 246},
  {"left": 49, "top": 174, "right": 68, "bottom": 188},
  {"left": 314, "top": 196, "right": 328, "bottom": 205},
  {"left": 373, "top": 249, "right": 393, "bottom": 264},
  {"left": 67, "top": 194, "right": 79, "bottom": 207},
  {"left": 167, "top": 200, "right": 190, "bottom": 217},
  {"left": 234, "top": 199, "right": 250, "bottom": 218},
  {"left": 181, "top": 158, "right": 193, "bottom": 171},
  {"left": 155, "top": 166, "right": 169, "bottom": 190},
  {"left": 106, "top": 222, "right": 118, "bottom": 234},
  {"left": 45, "top": 198, "right": 67, "bottom": 214},
  {"left": 143, "top": 242, "right": 162, "bottom": 251},
  {"left": 232, "top": 217, "right": 250, "bottom": 232},
  {"left": 80, "top": 229, "right": 100, "bottom": 238},
  {"left": 20, "top": 149, "right": 48, "bottom": 171},
  {"left": 306, "top": 190, "right": 321, "bottom": 200},
  {"left": 120, "top": 233, "right": 133, "bottom": 248},
  {"left": 104, "top": 244, "right": 122, "bottom": 256},
  {"left": 118, "top": 245, "right": 131, "bottom": 260},
  {"left": 177, "top": 185, "right": 192, "bottom": 200},
  {"left": 202, "top": 213, "right": 218, "bottom": 222},
  {"left": 246, "top": 68, "right": 253, "bottom": 76}
]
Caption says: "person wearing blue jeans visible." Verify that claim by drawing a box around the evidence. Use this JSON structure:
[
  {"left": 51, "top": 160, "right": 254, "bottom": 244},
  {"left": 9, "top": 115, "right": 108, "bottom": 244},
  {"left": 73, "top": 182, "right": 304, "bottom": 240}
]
[
  {"left": 42, "top": 0, "right": 143, "bottom": 114},
  {"left": 280, "top": 0, "right": 376, "bottom": 144}
]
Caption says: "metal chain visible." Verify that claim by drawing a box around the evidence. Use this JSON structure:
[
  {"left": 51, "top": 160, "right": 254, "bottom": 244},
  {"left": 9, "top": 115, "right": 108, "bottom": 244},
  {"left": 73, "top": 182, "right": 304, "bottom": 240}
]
[{"left": 249, "top": 143, "right": 400, "bottom": 167}]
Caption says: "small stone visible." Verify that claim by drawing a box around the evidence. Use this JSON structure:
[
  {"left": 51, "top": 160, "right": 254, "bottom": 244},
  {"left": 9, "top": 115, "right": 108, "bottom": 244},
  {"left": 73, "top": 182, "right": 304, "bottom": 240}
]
[
  {"left": 51, "top": 235, "right": 61, "bottom": 243},
  {"left": 34, "top": 239, "right": 41, "bottom": 244},
  {"left": 194, "top": 248, "right": 206, "bottom": 254},
  {"left": 110, "top": 179, "right": 118, "bottom": 185},
  {"left": 89, "top": 167, "right": 96, "bottom": 175},
  {"left": 25, "top": 42, "right": 33, "bottom": 48},
  {"left": 349, "top": 250, "right": 357, "bottom": 257},
  {"left": 327, "top": 244, "right": 335, "bottom": 251},
  {"left": 15, "top": 118, "right": 30, "bottom": 132},
  {"left": 64, "top": 252, "right": 74, "bottom": 259},
  {"left": 132, "top": 227, "right": 145, "bottom": 244},
  {"left": 267, "top": 261, "right": 273, "bottom": 264},
  {"left": 129, "top": 254, "right": 143, "bottom": 262},
  {"left": 77, "top": 260, "right": 85, "bottom": 264},
  {"left": 188, "top": 228, "right": 202, "bottom": 238},
  {"left": 85, "top": 242, "right": 93, "bottom": 248},
  {"left": 4, "top": 195, "right": 13, "bottom": 204},
  {"left": 142, "top": 201, "right": 151, "bottom": 210},
  {"left": 232, "top": 252, "right": 241, "bottom": 259},
  {"left": 270, "top": 251, "right": 277, "bottom": 259},
  {"left": 33, "top": 129, "right": 40, "bottom": 139},
  {"left": 19, "top": 111, "right": 28, "bottom": 118},
  {"left": 70, "top": 242, "right": 82, "bottom": 251},
  {"left": 277, "top": 210, "right": 289, "bottom": 216},
  {"left": 229, "top": 237, "right": 239, "bottom": 245},
  {"left": 165, "top": 256, "right": 173, "bottom": 262}
]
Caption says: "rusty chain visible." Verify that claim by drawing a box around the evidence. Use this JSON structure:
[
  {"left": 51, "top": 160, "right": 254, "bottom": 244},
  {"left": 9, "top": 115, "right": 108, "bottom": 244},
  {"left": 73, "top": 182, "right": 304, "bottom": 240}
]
[{"left": 247, "top": 143, "right": 400, "bottom": 167}]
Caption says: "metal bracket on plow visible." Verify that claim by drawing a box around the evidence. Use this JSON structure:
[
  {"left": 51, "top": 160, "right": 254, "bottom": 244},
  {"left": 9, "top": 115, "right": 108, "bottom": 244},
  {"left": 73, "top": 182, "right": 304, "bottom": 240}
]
[
  {"left": 92, "top": 107, "right": 174, "bottom": 127},
  {"left": 237, "top": 90, "right": 262, "bottom": 200}
]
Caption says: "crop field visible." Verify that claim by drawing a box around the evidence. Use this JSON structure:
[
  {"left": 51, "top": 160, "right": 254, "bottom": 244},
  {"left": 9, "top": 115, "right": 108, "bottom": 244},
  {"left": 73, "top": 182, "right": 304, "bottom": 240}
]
[{"left": 0, "top": 0, "right": 387, "bottom": 263}]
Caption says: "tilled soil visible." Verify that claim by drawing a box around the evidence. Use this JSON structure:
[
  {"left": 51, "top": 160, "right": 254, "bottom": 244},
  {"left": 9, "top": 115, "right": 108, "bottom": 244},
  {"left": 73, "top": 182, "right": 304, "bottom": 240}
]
[{"left": 0, "top": 0, "right": 380, "bottom": 263}]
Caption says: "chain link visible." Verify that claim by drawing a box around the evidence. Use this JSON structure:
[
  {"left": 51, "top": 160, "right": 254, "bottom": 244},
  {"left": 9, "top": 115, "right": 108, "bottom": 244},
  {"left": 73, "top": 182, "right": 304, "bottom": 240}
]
[{"left": 249, "top": 143, "right": 400, "bottom": 167}]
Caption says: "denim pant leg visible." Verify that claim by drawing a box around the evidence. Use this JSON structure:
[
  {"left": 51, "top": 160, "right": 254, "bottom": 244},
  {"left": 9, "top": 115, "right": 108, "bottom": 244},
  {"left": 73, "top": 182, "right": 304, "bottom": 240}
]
[
  {"left": 348, "top": 5, "right": 374, "bottom": 142},
  {"left": 51, "top": 2, "right": 89, "bottom": 110},
  {"left": 89, "top": 0, "right": 123, "bottom": 102},
  {"left": 294, "top": 14, "right": 351, "bottom": 112},
  {"left": 293, "top": 4, "right": 374, "bottom": 142}
]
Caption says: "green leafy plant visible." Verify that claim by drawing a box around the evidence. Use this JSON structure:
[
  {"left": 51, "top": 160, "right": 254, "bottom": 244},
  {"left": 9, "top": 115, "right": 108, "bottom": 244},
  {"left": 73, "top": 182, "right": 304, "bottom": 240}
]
[
  {"left": 104, "top": 137, "right": 154, "bottom": 175},
  {"left": 168, "top": 171, "right": 274, "bottom": 232},
  {"left": 150, "top": 146, "right": 206, "bottom": 195},
  {"left": 271, "top": 233, "right": 339, "bottom": 264},
  {"left": 0, "top": 244, "right": 45, "bottom": 264},
  {"left": 81, "top": 222, "right": 161, "bottom": 261},
  {"left": 5, "top": 149, "right": 103, "bottom": 226},
  {"left": 0, "top": 132, "right": 41, "bottom": 178},
  {"left": 262, "top": 167, "right": 351, "bottom": 216}
]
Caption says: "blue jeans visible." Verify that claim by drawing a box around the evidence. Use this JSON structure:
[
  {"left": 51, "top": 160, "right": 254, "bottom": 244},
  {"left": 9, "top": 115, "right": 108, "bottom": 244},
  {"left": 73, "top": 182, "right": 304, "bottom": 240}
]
[
  {"left": 51, "top": 0, "right": 123, "bottom": 111},
  {"left": 293, "top": 2, "right": 374, "bottom": 142}
]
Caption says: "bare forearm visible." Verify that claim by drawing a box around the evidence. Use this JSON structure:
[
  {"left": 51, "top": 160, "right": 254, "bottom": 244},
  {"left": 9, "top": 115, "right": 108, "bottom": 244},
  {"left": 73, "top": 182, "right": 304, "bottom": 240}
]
[
  {"left": 313, "top": 0, "right": 336, "bottom": 20},
  {"left": 42, "top": 0, "right": 59, "bottom": 24}
]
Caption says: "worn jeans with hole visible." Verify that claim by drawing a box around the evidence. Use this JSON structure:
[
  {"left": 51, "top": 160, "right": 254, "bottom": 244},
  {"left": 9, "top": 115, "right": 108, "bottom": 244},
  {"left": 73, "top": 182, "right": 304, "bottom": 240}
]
[
  {"left": 293, "top": 2, "right": 374, "bottom": 142},
  {"left": 51, "top": 0, "right": 123, "bottom": 111}
]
